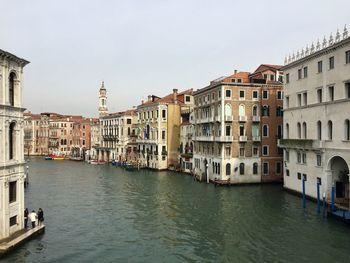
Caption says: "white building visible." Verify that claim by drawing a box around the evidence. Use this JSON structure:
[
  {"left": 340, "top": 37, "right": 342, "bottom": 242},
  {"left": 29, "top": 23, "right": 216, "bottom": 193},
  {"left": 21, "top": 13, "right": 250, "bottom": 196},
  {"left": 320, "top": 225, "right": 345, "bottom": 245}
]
[
  {"left": 0, "top": 49, "right": 29, "bottom": 239},
  {"left": 280, "top": 27, "right": 350, "bottom": 208}
]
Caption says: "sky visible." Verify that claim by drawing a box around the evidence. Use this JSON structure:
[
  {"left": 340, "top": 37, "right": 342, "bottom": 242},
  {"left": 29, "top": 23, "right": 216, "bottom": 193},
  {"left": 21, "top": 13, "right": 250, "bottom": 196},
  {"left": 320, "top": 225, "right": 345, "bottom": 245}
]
[{"left": 1, "top": 0, "right": 349, "bottom": 117}]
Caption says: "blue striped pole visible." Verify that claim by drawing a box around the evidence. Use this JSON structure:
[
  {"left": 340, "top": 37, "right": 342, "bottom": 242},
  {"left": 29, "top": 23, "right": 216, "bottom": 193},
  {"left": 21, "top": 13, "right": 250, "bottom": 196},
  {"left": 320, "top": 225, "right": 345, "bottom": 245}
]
[
  {"left": 331, "top": 184, "right": 335, "bottom": 211},
  {"left": 302, "top": 176, "right": 306, "bottom": 209},
  {"left": 317, "top": 182, "right": 320, "bottom": 213}
]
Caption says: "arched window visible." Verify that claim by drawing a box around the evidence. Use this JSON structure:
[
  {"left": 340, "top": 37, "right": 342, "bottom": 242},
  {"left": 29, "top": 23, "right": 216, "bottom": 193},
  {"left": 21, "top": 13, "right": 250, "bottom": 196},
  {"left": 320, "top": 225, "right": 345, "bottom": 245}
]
[
  {"left": 345, "top": 119, "right": 350, "bottom": 140},
  {"left": 213, "top": 163, "right": 215, "bottom": 173},
  {"left": 61, "top": 139, "right": 64, "bottom": 145},
  {"left": 262, "top": 106, "right": 269, "bottom": 116},
  {"left": 263, "top": 125, "right": 269, "bottom": 137},
  {"left": 253, "top": 163, "right": 258, "bottom": 175},
  {"left": 317, "top": 121, "right": 322, "bottom": 140},
  {"left": 9, "top": 72, "right": 16, "bottom": 106},
  {"left": 9, "top": 122, "right": 15, "bottom": 160},
  {"left": 226, "top": 163, "right": 231, "bottom": 176},
  {"left": 285, "top": 123, "right": 289, "bottom": 139},
  {"left": 328, "top": 121, "right": 333, "bottom": 140},
  {"left": 302, "top": 122, "right": 307, "bottom": 139},
  {"left": 297, "top": 122, "right": 301, "bottom": 139},
  {"left": 252, "top": 105, "right": 258, "bottom": 116},
  {"left": 239, "top": 104, "right": 245, "bottom": 116},
  {"left": 276, "top": 106, "right": 283, "bottom": 117},
  {"left": 225, "top": 104, "right": 232, "bottom": 117},
  {"left": 217, "top": 163, "right": 220, "bottom": 175},
  {"left": 239, "top": 163, "right": 245, "bottom": 175}
]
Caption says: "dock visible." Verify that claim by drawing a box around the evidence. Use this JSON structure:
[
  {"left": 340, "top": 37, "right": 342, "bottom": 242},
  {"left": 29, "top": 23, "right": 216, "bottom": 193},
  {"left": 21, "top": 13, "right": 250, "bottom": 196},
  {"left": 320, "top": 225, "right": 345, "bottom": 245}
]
[{"left": 0, "top": 225, "right": 45, "bottom": 256}]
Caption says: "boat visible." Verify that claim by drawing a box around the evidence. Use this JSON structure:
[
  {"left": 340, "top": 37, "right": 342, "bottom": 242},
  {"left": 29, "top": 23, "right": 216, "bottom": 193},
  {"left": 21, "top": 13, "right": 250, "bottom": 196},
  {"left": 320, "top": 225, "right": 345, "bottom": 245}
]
[
  {"left": 44, "top": 156, "right": 53, "bottom": 160},
  {"left": 125, "top": 163, "right": 137, "bottom": 171},
  {"left": 69, "top": 156, "right": 83, "bottom": 161},
  {"left": 53, "top": 156, "right": 65, "bottom": 160},
  {"left": 90, "top": 160, "right": 106, "bottom": 165}
]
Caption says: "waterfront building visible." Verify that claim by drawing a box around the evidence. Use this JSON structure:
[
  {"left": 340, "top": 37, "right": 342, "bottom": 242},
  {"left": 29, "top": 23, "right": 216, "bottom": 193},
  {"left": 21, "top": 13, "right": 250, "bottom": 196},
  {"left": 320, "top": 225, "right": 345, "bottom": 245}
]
[
  {"left": 23, "top": 112, "right": 50, "bottom": 156},
  {"left": 192, "top": 65, "right": 283, "bottom": 183},
  {"left": 179, "top": 100, "right": 194, "bottom": 173},
  {"left": 136, "top": 89, "right": 193, "bottom": 170},
  {"left": 279, "top": 27, "right": 350, "bottom": 207},
  {"left": 0, "top": 49, "right": 29, "bottom": 239},
  {"left": 89, "top": 119, "right": 100, "bottom": 160},
  {"left": 97, "top": 109, "right": 137, "bottom": 162}
]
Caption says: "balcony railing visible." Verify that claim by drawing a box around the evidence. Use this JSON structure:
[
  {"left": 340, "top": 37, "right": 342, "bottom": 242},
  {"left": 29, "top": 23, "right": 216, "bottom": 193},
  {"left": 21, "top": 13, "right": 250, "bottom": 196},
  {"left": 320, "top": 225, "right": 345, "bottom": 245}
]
[
  {"left": 225, "top": 116, "right": 233, "bottom": 122},
  {"left": 252, "top": 116, "right": 260, "bottom": 122},
  {"left": 215, "top": 136, "right": 233, "bottom": 142},
  {"left": 252, "top": 136, "right": 261, "bottom": 142},
  {"left": 238, "top": 116, "right": 247, "bottom": 122},
  {"left": 239, "top": 136, "right": 248, "bottom": 142},
  {"left": 193, "top": 135, "right": 214, "bottom": 141}
]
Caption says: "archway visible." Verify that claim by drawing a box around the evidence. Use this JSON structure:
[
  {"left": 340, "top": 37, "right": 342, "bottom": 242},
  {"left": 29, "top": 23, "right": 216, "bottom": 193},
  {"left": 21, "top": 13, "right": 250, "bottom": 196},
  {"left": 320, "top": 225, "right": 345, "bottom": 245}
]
[{"left": 328, "top": 156, "right": 349, "bottom": 208}]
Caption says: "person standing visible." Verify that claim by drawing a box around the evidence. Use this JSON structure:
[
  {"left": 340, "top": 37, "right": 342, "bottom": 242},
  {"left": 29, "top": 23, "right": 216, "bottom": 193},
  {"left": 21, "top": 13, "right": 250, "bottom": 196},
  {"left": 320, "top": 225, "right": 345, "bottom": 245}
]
[
  {"left": 24, "top": 208, "right": 29, "bottom": 228},
  {"left": 29, "top": 210, "right": 37, "bottom": 228},
  {"left": 37, "top": 208, "right": 44, "bottom": 226}
]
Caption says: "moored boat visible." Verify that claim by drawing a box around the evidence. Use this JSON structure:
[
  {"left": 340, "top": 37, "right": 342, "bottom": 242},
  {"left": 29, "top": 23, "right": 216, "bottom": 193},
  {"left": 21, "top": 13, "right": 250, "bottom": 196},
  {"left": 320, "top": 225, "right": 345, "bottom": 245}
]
[{"left": 44, "top": 156, "right": 53, "bottom": 160}]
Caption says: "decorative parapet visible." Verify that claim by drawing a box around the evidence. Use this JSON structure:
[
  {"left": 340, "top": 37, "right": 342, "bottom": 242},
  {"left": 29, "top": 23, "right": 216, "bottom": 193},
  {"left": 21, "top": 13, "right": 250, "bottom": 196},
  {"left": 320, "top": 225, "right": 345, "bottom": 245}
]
[{"left": 284, "top": 25, "right": 349, "bottom": 65}]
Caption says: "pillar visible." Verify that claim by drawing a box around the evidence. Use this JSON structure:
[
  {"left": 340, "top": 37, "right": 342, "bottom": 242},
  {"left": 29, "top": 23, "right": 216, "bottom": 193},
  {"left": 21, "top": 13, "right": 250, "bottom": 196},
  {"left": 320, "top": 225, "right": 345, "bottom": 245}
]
[{"left": 325, "top": 170, "right": 333, "bottom": 201}]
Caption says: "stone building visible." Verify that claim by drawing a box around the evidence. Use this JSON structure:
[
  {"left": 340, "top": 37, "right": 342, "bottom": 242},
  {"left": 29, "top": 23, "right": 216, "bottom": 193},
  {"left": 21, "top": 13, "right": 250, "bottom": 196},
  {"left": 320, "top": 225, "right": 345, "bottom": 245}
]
[
  {"left": 192, "top": 65, "right": 283, "bottom": 183},
  {"left": 136, "top": 89, "right": 193, "bottom": 170},
  {"left": 279, "top": 27, "right": 350, "bottom": 208},
  {"left": 0, "top": 49, "right": 29, "bottom": 239},
  {"left": 179, "top": 100, "right": 194, "bottom": 173}
]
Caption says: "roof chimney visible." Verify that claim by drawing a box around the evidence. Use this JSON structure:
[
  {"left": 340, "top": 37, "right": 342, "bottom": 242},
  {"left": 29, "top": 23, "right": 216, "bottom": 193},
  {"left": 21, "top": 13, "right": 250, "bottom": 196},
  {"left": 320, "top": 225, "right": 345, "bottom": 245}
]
[
  {"left": 234, "top": 69, "right": 238, "bottom": 74},
  {"left": 148, "top": 95, "right": 152, "bottom": 102},
  {"left": 173, "top": 89, "right": 178, "bottom": 104}
]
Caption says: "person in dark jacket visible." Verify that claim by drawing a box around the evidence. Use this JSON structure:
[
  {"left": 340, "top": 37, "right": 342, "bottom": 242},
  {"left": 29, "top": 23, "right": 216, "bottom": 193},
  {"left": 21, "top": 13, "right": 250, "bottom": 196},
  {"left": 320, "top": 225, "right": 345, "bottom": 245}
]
[
  {"left": 24, "top": 208, "right": 29, "bottom": 228},
  {"left": 37, "top": 208, "right": 44, "bottom": 226}
]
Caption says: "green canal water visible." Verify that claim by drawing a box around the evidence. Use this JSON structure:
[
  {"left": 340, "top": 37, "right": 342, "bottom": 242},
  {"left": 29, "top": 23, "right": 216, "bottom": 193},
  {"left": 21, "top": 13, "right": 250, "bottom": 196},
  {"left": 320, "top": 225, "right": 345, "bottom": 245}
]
[{"left": 3, "top": 158, "right": 350, "bottom": 262}]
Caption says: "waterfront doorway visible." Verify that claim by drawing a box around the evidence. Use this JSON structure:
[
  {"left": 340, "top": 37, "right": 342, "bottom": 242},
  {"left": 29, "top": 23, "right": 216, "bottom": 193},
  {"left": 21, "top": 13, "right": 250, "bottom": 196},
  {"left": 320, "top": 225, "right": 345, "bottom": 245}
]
[{"left": 329, "top": 156, "right": 349, "bottom": 208}]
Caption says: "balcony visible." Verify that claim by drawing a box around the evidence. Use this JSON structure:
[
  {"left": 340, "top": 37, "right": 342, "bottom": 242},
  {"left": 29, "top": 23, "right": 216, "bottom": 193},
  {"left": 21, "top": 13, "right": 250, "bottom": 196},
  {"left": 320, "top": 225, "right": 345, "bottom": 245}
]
[
  {"left": 252, "top": 136, "right": 261, "bottom": 142},
  {"left": 238, "top": 116, "right": 247, "bottom": 122},
  {"left": 225, "top": 116, "right": 233, "bottom": 122},
  {"left": 214, "top": 115, "right": 222, "bottom": 122},
  {"left": 278, "top": 139, "right": 324, "bottom": 150},
  {"left": 239, "top": 136, "right": 247, "bottom": 142},
  {"left": 193, "top": 136, "right": 214, "bottom": 141},
  {"left": 252, "top": 116, "right": 260, "bottom": 122},
  {"left": 215, "top": 136, "right": 233, "bottom": 142}
]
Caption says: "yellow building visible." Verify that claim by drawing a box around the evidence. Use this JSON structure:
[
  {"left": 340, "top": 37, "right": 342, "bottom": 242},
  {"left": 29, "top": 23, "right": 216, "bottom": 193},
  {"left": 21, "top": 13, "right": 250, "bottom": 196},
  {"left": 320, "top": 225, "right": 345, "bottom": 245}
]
[{"left": 136, "top": 89, "right": 193, "bottom": 170}]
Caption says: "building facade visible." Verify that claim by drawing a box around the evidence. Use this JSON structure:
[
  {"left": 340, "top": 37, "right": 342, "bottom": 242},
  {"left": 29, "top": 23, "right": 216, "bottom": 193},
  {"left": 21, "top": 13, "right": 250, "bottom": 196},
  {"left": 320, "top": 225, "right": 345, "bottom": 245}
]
[
  {"left": 0, "top": 49, "right": 29, "bottom": 239},
  {"left": 136, "top": 89, "right": 193, "bottom": 170},
  {"left": 24, "top": 112, "right": 49, "bottom": 156},
  {"left": 192, "top": 65, "right": 283, "bottom": 184},
  {"left": 280, "top": 27, "right": 350, "bottom": 208}
]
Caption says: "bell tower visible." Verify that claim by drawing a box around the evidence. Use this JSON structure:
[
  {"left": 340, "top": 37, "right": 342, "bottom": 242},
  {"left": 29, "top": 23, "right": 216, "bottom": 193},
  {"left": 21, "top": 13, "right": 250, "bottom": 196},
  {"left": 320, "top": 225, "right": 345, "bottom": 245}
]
[{"left": 99, "top": 81, "right": 108, "bottom": 117}]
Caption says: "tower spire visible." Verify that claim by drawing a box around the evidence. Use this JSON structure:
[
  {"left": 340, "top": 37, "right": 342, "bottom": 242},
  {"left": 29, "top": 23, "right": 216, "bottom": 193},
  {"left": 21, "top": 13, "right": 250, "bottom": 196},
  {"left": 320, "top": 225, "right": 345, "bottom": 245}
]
[{"left": 99, "top": 81, "right": 108, "bottom": 117}]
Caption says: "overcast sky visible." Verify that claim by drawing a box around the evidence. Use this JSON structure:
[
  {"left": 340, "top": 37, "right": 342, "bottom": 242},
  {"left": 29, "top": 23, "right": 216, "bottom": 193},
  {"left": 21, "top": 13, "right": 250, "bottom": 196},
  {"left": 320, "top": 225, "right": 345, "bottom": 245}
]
[{"left": 1, "top": 0, "right": 349, "bottom": 117}]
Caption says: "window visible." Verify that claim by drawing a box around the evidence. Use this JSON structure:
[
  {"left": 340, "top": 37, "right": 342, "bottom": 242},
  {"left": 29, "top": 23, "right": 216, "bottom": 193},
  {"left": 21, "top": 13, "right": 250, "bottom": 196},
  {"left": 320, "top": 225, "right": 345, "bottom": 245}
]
[
  {"left": 231, "top": 79, "right": 236, "bottom": 83},
  {"left": 297, "top": 173, "right": 301, "bottom": 180},
  {"left": 262, "top": 90, "right": 268, "bottom": 99},
  {"left": 263, "top": 162, "right": 269, "bottom": 175},
  {"left": 303, "top": 92, "right": 307, "bottom": 105},
  {"left": 316, "top": 154, "right": 322, "bottom": 166},
  {"left": 253, "top": 163, "right": 258, "bottom": 175},
  {"left": 239, "top": 147, "right": 245, "bottom": 157},
  {"left": 297, "top": 122, "right": 301, "bottom": 139},
  {"left": 276, "top": 106, "right": 283, "bottom": 117},
  {"left": 9, "top": 181, "right": 17, "bottom": 203},
  {"left": 317, "top": 61, "right": 323, "bottom": 73},
  {"left": 298, "top": 69, "right": 302, "bottom": 79},
  {"left": 262, "top": 106, "right": 269, "bottom": 116},
  {"left": 302, "top": 152, "right": 307, "bottom": 164},
  {"left": 237, "top": 79, "right": 242, "bottom": 83},
  {"left": 253, "top": 91, "right": 258, "bottom": 99},
  {"left": 285, "top": 150, "right": 289, "bottom": 162},
  {"left": 328, "top": 121, "right": 333, "bottom": 140},
  {"left": 317, "top": 121, "right": 322, "bottom": 140},
  {"left": 285, "top": 96, "right": 289, "bottom": 108},
  {"left": 286, "top": 169, "right": 290, "bottom": 176},
  {"left": 127, "top": 119, "right": 132, "bottom": 124},
  {"left": 286, "top": 73, "right": 290, "bottom": 83},
  {"left": 10, "top": 216, "right": 17, "bottom": 227},
  {"left": 225, "top": 147, "right": 231, "bottom": 157},
  {"left": 9, "top": 122, "right": 15, "bottom": 160},
  {"left": 225, "top": 89, "right": 231, "bottom": 98},
  {"left": 226, "top": 163, "right": 231, "bottom": 176},
  {"left": 162, "top": 130, "right": 166, "bottom": 140},
  {"left": 239, "top": 163, "right": 245, "bottom": 175},
  {"left": 262, "top": 146, "right": 269, "bottom": 156},
  {"left": 263, "top": 125, "right": 269, "bottom": 137},
  {"left": 303, "top": 174, "right": 307, "bottom": 181},
  {"left": 225, "top": 125, "right": 231, "bottom": 136},
  {"left": 270, "top": 74, "right": 275, "bottom": 81},
  {"left": 239, "top": 125, "right": 244, "bottom": 136},
  {"left": 303, "top": 67, "right": 308, "bottom": 78},
  {"left": 317, "top": 177, "right": 322, "bottom": 185},
  {"left": 277, "top": 91, "right": 283, "bottom": 100},
  {"left": 329, "top": 56, "right": 334, "bottom": 69},
  {"left": 297, "top": 151, "right": 301, "bottom": 163},
  {"left": 276, "top": 162, "right": 282, "bottom": 174},
  {"left": 185, "top": 95, "right": 191, "bottom": 102},
  {"left": 316, "top": 89, "right": 322, "bottom": 104},
  {"left": 285, "top": 123, "right": 289, "bottom": 139},
  {"left": 239, "top": 90, "right": 245, "bottom": 99},
  {"left": 253, "top": 146, "right": 259, "bottom": 157},
  {"left": 346, "top": 83, "right": 350, "bottom": 98},
  {"left": 263, "top": 74, "right": 268, "bottom": 79},
  {"left": 302, "top": 122, "right": 307, "bottom": 139},
  {"left": 297, "top": 94, "right": 302, "bottom": 106},
  {"left": 162, "top": 110, "right": 166, "bottom": 119},
  {"left": 345, "top": 119, "right": 350, "bottom": 140},
  {"left": 346, "top": 50, "right": 350, "bottom": 64},
  {"left": 9, "top": 72, "right": 15, "bottom": 106},
  {"left": 328, "top": 86, "right": 334, "bottom": 101}
]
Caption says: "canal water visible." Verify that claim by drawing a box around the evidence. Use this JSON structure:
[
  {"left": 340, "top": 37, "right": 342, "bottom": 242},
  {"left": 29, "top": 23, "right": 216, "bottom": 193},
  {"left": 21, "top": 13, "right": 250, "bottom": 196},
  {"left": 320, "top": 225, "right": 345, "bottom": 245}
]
[{"left": 3, "top": 158, "right": 350, "bottom": 262}]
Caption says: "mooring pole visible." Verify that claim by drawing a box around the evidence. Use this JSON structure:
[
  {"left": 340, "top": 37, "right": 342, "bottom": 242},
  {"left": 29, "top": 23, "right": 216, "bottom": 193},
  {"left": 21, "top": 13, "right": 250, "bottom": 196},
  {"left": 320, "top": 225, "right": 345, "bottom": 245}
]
[
  {"left": 322, "top": 192, "right": 326, "bottom": 217},
  {"left": 331, "top": 183, "right": 335, "bottom": 211},
  {"left": 302, "top": 176, "right": 306, "bottom": 209},
  {"left": 317, "top": 181, "right": 320, "bottom": 213}
]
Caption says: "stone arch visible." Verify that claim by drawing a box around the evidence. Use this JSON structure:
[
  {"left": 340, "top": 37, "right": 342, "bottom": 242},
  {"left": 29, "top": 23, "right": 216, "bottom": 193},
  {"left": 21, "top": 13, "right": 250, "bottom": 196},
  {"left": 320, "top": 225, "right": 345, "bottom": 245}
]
[{"left": 327, "top": 156, "right": 349, "bottom": 206}]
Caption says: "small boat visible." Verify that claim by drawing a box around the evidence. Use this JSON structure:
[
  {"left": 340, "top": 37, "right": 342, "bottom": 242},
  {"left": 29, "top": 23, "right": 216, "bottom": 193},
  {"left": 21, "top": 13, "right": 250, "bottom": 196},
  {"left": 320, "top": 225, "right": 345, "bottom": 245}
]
[
  {"left": 90, "top": 160, "right": 106, "bottom": 165},
  {"left": 69, "top": 157, "right": 83, "bottom": 161},
  {"left": 44, "top": 156, "right": 53, "bottom": 160},
  {"left": 53, "top": 156, "right": 65, "bottom": 160},
  {"left": 125, "top": 163, "right": 137, "bottom": 171}
]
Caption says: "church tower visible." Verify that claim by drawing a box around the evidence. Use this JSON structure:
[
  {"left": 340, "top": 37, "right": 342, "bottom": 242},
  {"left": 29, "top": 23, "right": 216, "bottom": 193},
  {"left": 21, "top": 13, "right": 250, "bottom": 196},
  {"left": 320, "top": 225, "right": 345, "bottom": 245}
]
[{"left": 99, "top": 81, "right": 108, "bottom": 117}]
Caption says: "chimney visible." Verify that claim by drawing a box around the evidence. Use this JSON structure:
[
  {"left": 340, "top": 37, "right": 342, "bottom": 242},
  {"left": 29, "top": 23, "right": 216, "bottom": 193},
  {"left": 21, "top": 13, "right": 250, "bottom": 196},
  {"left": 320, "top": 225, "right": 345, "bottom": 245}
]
[
  {"left": 173, "top": 89, "right": 178, "bottom": 104},
  {"left": 148, "top": 95, "right": 152, "bottom": 102},
  {"left": 234, "top": 69, "right": 238, "bottom": 74}
]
